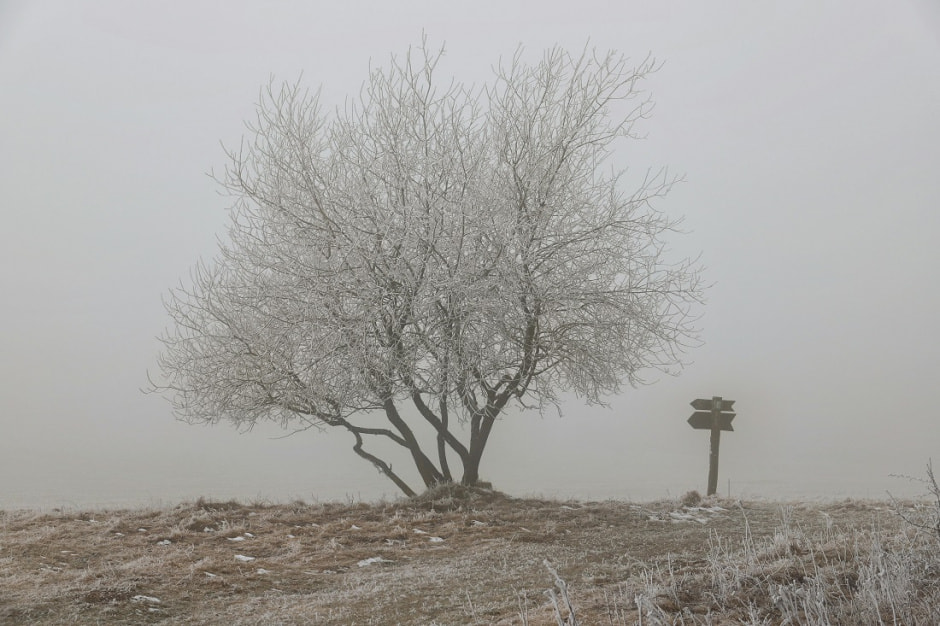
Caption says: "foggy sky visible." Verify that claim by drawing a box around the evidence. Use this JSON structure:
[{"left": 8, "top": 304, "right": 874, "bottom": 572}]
[{"left": 1, "top": 0, "right": 939, "bottom": 508}]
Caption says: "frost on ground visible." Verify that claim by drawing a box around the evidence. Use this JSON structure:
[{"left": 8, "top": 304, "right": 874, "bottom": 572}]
[
  {"left": 641, "top": 503, "right": 728, "bottom": 524},
  {"left": 0, "top": 488, "right": 938, "bottom": 624},
  {"left": 131, "top": 595, "right": 160, "bottom": 604}
]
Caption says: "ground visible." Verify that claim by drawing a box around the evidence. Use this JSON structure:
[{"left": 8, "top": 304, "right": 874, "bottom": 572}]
[{"left": 1, "top": 485, "right": 938, "bottom": 624}]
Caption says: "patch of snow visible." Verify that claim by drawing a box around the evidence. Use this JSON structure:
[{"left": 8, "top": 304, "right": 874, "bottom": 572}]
[
  {"left": 669, "top": 512, "right": 707, "bottom": 524},
  {"left": 244, "top": 532, "right": 254, "bottom": 537},
  {"left": 203, "top": 527, "right": 215, "bottom": 533},
  {"left": 227, "top": 536, "right": 245, "bottom": 542},
  {"left": 413, "top": 528, "right": 427, "bottom": 534},
  {"left": 131, "top": 595, "right": 161, "bottom": 604},
  {"left": 157, "top": 539, "right": 172, "bottom": 546},
  {"left": 357, "top": 556, "right": 392, "bottom": 567},
  {"left": 256, "top": 568, "right": 270, "bottom": 574},
  {"left": 428, "top": 536, "right": 445, "bottom": 543},
  {"left": 688, "top": 506, "right": 726, "bottom": 514},
  {"left": 471, "top": 520, "right": 487, "bottom": 527},
  {"left": 350, "top": 525, "right": 361, "bottom": 530},
  {"left": 287, "top": 534, "right": 295, "bottom": 539},
  {"left": 204, "top": 572, "right": 217, "bottom": 578},
  {"left": 137, "top": 528, "right": 147, "bottom": 533},
  {"left": 113, "top": 532, "right": 124, "bottom": 537},
  {"left": 234, "top": 554, "right": 255, "bottom": 562},
  {"left": 560, "top": 505, "right": 578, "bottom": 511}
]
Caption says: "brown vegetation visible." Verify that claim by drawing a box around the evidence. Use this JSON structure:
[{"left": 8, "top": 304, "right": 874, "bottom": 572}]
[{"left": 1, "top": 486, "right": 937, "bottom": 624}]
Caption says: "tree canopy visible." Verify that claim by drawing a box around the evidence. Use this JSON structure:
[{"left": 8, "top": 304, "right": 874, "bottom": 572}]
[{"left": 155, "top": 41, "right": 704, "bottom": 496}]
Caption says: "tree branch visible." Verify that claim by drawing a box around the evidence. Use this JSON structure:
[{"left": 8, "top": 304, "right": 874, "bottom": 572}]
[{"left": 347, "top": 428, "right": 416, "bottom": 497}]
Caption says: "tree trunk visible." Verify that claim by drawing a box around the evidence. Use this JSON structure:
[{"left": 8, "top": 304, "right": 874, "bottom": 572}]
[
  {"left": 461, "top": 410, "right": 495, "bottom": 486},
  {"left": 382, "top": 398, "right": 445, "bottom": 489},
  {"left": 461, "top": 458, "right": 481, "bottom": 486}
]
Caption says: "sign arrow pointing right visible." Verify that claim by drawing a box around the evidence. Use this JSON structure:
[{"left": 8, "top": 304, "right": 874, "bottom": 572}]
[{"left": 690, "top": 398, "right": 735, "bottom": 412}]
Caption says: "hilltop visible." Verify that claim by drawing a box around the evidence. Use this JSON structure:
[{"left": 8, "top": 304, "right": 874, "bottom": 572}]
[{"left": 1, "top": 485, "right": 938, "bottom": 624}]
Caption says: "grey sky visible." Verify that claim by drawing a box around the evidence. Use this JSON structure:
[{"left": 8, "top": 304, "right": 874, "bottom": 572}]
[{"left": 1, "top": 1, "right": 938, "bottom": 507}]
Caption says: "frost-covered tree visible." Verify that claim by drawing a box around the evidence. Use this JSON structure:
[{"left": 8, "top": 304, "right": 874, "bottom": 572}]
[{"left": 154, "top": 41, "right": 704, "bottom": 496}]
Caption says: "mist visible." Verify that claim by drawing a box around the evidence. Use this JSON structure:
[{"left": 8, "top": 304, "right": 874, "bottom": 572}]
[{"left": 1, "top": 0, "right": 938, "bottom": 509}]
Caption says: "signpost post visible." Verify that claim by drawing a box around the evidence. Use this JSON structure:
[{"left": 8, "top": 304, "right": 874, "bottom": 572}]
[{"left": 688, "top": 396, "right": 736, "bottom": 496}]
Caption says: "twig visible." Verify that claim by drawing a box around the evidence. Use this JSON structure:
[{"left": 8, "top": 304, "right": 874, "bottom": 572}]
[{"left": 543, "top": 560, "right": 578, "bottom": 626}]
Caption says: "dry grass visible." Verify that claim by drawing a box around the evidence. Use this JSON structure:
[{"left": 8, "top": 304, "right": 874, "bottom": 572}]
[{"left": 1, "top": 485, "right": 937, "bottom": 624}]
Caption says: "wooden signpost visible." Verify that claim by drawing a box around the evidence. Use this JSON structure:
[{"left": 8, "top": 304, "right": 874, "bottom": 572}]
[{"left": 688, "top": 396, "right": 736, "bottom": 496}]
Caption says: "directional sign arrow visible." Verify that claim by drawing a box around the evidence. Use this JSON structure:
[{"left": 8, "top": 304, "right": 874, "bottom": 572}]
[
  {"left": 691, "top": 398, "right": 735, "bottom": 412},
  {"left": 688, "top": 411, "right": 735, "bottom": 431}
]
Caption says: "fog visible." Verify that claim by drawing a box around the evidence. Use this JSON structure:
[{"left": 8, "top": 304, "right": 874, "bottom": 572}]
[{"left": 1, "top": 0, "right": 938, "bottom": 509}]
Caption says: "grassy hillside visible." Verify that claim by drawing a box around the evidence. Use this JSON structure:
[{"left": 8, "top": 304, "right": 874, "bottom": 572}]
[{"left": 1, "top": 485, "right": 938, "bottom": 624}]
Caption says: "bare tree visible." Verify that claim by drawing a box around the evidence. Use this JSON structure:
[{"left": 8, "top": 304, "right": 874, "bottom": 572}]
[{"left": 153, "top": 40, "right": 704, "bottom": 496}]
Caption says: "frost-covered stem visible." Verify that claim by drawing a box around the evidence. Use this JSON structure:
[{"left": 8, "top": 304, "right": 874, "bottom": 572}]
[
  {"left": 927, "top": 460, "right": 940, "bottom": 542},
  {"left": 544, "top": 560, "right": 578, "bottom": 626}
]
